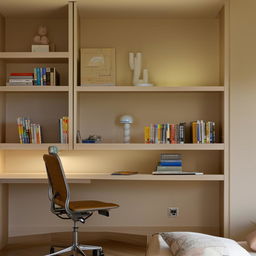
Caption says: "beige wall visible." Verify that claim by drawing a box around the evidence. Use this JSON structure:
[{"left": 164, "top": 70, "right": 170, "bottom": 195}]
[
  {"left": 8, "top": 182, "right": 220, "bottom": 237},
  {"left": 230, "top": 0, "right": 256, "bottom": 240}
]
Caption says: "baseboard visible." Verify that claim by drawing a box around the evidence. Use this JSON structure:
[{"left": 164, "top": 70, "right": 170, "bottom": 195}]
[{"left": 8, "top": 225, "right": 220, "bottom": 247}]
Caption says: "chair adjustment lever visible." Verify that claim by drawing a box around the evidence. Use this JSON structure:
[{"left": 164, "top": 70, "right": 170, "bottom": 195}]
[{"left": 98, "top": 210, "right": 109, "bottom": 217}]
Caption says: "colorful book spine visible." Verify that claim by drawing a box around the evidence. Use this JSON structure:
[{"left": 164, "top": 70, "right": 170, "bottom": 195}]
[
  {"left": 191, "top": 120, "right": 216, "bottom": 144},
  {"left": 16, "top": 117, "right": 42, "bottom": 144},
  {"left": 59, "top": 116, "right": 69, "bottom": 143}
]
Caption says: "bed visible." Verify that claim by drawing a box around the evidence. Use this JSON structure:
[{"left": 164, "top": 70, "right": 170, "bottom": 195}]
[{"left": 146, "top": 233, "right": 256, "bottom": 256}]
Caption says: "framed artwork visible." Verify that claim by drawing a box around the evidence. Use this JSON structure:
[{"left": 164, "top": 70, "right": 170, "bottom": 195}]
[{"left": 80, "top": 48, "right": 116, "bottom": 86}]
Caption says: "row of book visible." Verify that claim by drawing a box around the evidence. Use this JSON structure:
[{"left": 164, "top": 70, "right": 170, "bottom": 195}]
[
  {"left": 17, "top": 116, "right": 69, "bottom": 144},
  {"left": 153, "top": 154, "right": 183, "bottom": 175},
  {"left": 144, "top": 120, "right": 216, "bottom": 144},
  {"left": 7, "top": 68, "right": 59, "bottom": 86},
  {"left": 59, "top": 117, "right": 69, "bottom": 144},
  {"left": 192, "top": 120, "right": 216, "bottom": 144},
  {"left": 17, "top": 117, "right": 42, "bottom": 144},
  {"left": 144, "top": 123, "right": 186, "bottom": 144}
]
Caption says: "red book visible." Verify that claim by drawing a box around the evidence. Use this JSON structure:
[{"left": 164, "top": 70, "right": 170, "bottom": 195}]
[{"left": 9, "top": 73, "right": 34, "bottom": 76}]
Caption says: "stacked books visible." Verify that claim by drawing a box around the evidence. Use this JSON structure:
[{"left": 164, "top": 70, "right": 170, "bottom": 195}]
[
  {"left": 152, "top": 154, "right": 203, "bottom": 175},
  {"left": 144, "top": 123, "right": 186, "bottom": 144},
  {"left": 59, "top": 116, "right": 69, "bottom": 143},
  {"left": 153, "top": 154, "right": 182, "bottom": 174},
  {"left": 7, "top": 73, "right": 34, "bottom": 86},
  {"left": 33, "top": 67, "right": 59, "bottom": 86},
  {"left": 17, "top": 117, "right": 42, "bottom": 144},
  {"left": 191, "top": 120, "right": 216, "bottom": 144}
]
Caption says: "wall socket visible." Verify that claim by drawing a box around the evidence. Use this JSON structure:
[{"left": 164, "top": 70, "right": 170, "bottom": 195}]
[{"left": 168, "top": 207, "right": 179, "bottom": 217}]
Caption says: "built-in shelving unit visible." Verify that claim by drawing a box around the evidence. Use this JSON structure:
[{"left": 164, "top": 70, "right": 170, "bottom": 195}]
[
  {"left": 72, "top": 0, "right": 229, "bottom": 236},
  {"left": 0, "top": 3, "right": 73, "bottom": 149},
  {"left": 0, "top": 0, "right": 230, "bottom": 238}
]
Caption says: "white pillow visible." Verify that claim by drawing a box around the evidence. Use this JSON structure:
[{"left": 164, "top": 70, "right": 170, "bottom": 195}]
[{"left": 160, "top": 232, "right": 250, "bottom": 256}]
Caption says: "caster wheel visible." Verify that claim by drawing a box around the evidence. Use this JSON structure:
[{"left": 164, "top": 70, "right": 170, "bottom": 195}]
[
  {"left": 50, "top": 247, "right": 55, "bottom": 254},
  {"left": 92, "top": 249, "right": 104, "bottom": 256}
]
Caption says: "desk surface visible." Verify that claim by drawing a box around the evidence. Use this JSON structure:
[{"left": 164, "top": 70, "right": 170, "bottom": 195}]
[{"left": 0, "top": 173, "right": 225, "bottom": 183}]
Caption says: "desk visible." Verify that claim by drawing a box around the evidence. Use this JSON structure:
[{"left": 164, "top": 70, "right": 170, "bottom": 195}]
[
  {"left": 0, "top": 173, "right": 224, "bottom": 183},
  {"left": 0, "top": 173, "right": 224, "bottom": 249}
]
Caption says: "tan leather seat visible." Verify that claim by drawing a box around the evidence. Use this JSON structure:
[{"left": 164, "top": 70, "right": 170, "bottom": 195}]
[{"left": 56, "top": 199, "right": 119, "bottom": 212}]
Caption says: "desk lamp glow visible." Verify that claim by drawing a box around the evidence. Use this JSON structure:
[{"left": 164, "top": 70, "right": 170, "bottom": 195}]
[{"left": 120, "top": 115, "right": 133, "bottom": 143}]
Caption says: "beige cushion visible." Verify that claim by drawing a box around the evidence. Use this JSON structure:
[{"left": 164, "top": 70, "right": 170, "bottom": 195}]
[
  {"left": 146, "top": 234, "right": 172, "bottom": 256},
  {"left": 247, "top": 231, "right": 256, "bottom": 252},
  {"left": 239, "top": 241, "right": 256, "bottom": 256},
  {"left": 160, "top": 232, "right": 250, "bottom": 256}
]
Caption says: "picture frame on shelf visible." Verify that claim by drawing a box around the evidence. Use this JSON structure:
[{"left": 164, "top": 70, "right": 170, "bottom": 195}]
[{"left": 80, "top": 48, "right": 116, "bottom": 86}]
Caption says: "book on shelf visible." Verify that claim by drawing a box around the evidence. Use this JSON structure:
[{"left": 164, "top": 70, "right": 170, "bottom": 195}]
[
  {"left": 17, "top": 117, "right": 41, "bottom": 144},
  {"left": 59, "top": 116, "right": 69, "bottom": 144},
  {"left": 7, "top": 73, "right": 34, "bottom": 86},
  {"left": 191, "top": 120, "right": 215, "bottom": 144},
  {"left": 153, "top": 153, "right": 184, "bottom": 175},
  {"left": 156, "top": 166, "right": 182, "bottom": 172},
  {"left": 34, "top": 67, "right": 59, "bottom": 86},
  {"left": 152, "top": 171, "right": 203, "bottom": 175},
  {"left": 6, "top": 68, "right": 60, "bottom": 86},
  {"left": 111, "top": 170, "right": 138, "bottom": 175},
  {"left": 144, "top": 123, "right": 186, "bottom": 144}
]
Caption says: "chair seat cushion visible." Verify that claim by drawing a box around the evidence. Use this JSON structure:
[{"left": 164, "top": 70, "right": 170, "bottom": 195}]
[{"left": 68, "top": 200, "right": 119, "bottom": 212}]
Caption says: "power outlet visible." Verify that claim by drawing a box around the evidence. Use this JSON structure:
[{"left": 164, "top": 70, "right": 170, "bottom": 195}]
[{"left": 168, "top": 207, "right": 179, "bottom": 217}]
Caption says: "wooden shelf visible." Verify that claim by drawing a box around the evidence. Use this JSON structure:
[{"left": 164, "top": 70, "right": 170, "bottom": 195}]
[
  {"left": 76, "top": 86, "right": 224, "bottom": 93},
  {"left": 74, "top": 143, "right": 225, "bottom": 151},
  {"left": 0, "top": 52, "right": 70, "bottom": 59},
  {"left": 0, "top": 143, "right": 69, "bottom": 150},
  {"left": 0, "top": 86, "right": 69, "bottom": 92},
  {"left": 0, "top": 173, "right": 225, "bottom": 183}
]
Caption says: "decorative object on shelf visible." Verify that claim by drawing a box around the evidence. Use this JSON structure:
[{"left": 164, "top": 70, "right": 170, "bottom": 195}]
[
  {"left": 120, "top": 115, "right": 133, "bottom": 143},
  {"left": 82, "top": 135, "right": 102, "bottom": 143},
  {"left": 32, "top": 25, "right": 55, "bottom": 52},
  {"left": 129, "top": 52, "right": 154, "bottom": 87},
  {"left": 77, "top": 130, "right": 82, "bottom": 143},
  {"left": 80, "top": 48, "right": 116, "bottom": 86}
]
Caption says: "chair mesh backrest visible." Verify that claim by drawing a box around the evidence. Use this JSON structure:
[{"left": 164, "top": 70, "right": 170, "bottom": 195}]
[{"left": 43, "top": 153, "right": 68, "bottom": 206}]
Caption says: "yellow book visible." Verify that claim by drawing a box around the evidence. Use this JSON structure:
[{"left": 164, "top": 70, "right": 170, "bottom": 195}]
[{"left": 144, "top": 126, "right": 150, "bottom": 143}]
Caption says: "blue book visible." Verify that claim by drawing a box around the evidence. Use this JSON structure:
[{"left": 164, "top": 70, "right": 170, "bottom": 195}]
[
  {"left": 159, "top": 162, "right": 182, "bottom": 166},
  {"left": 36, "top": 68, "right": 40, "bottom": 85},
  {"left": 42, "top": 67, "right": 46, "bottom": 85}
]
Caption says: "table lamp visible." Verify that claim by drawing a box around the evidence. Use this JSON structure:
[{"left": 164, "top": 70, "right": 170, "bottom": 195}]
[{"left": 120, "top": 115, "right": 133, "bottom": 143}]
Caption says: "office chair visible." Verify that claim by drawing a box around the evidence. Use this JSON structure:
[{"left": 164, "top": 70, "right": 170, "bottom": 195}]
[{"left": 43, "top": 147, "right": 119, "bottom": 256}]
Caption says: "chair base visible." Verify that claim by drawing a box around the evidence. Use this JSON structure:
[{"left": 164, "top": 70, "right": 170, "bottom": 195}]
[{"left": 45, "top": 244, "right": 103, "bottom": 256}]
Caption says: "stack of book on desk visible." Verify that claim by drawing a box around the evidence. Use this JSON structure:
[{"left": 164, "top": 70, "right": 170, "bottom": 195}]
[{"left": 152, "top": 153, "right": 203, "bottom": 175}]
